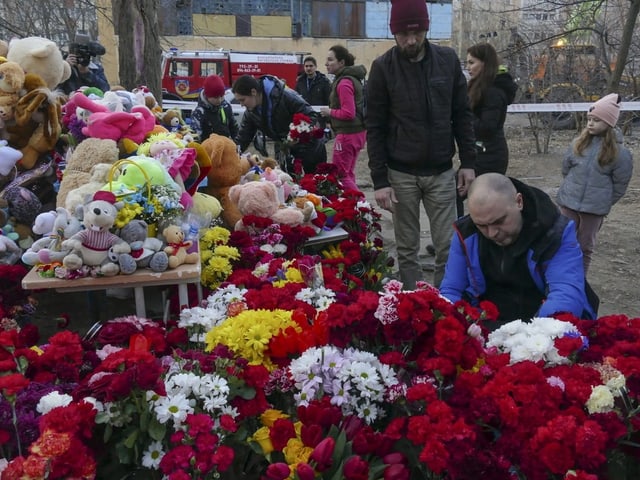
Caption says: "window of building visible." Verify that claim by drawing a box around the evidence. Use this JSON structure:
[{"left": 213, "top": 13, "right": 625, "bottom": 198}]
[{"left": 312, "top": 1, "right": 365, "bottom": 38}]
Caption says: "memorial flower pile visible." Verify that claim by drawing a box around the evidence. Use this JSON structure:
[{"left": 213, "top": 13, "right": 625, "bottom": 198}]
[{"left": 4, "top": 164, "right": 640, "bottom": 479}]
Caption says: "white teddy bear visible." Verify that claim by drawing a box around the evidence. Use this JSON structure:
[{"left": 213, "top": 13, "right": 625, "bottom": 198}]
[{"left": 61, "top": 191, "right": 130, "bottom": 276}]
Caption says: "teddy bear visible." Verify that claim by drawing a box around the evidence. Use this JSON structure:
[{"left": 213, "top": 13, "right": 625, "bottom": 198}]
[
  {"left": 228, "top": 181, "right": 307, "bottom": 232},
  {"left": 56, "top": 137, "right": 119, "bottom": 209},
  {"left": 61, "top": 191, "right": 130, "bottom": 276},
  {"left": 21, "top": 207, "right": 83, "bottom": 266},
  {"left": 6, "top": 36, "right": 71, "bottom": 90},
  {"left": 0, "top": 95, "right": 17, "bottom": 139},
  {"left": 0, "top": 140, "right": 21, "bottom": 176},
  {"left": 162, "top": 224, "right": 199, "bottom": 269},
  {"left": 200, "top": 133, "right": 251, "bottom": 229},
  {"left": 5, "top": 85, "right": 62, "bottom": 170},
  {"left": 0, "top": 230, "right": 21, "bottom": 265},
  {"left": 64, "top": 162, "right": 115, "bottom": 214},
  {"left": 0, "top": 61, "right": 25, "bottom": 98},
  {"left": 109, "top": 219, "right": 168, "bottom": 274}
]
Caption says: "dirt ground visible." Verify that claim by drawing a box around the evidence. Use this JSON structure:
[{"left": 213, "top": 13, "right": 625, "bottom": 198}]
[
  {"left": 355, "top": 115, "right": 640, "bottom": 319},
  {"left": 27, "top": 116, "right": 640, "bottom": 339}
]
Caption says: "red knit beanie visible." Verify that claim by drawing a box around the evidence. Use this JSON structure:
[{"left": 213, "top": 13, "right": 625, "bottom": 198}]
[
  {"left": 203, "top": 74, "right": 226, "bottom": 98},
  {"left": 390, "top": 0, "right": 429, "bottom": 35},
  {"left": 588, "top": 93, "right": 621, "bottom": 127}
]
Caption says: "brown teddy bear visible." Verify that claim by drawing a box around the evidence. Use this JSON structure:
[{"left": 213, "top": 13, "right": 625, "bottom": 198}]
[
  {"left": 200, "top": 134, "right": 251, "bottom": 229},
  {"left": 5, "top": 86, "right": 62, "bottom": 170},
  {"left": 0, "top": 61, "right": 25, "bottom": 97},
  {"left": 56, "top": 138, "right": 119, "bottom": 209},
  {"left": 162, "top": 224, "right": 199, "bottom": 269}
]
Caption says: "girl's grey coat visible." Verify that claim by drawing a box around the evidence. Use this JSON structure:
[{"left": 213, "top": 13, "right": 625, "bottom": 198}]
[{"left": 556, "top": 129, "right": 633, "bottom": 215}]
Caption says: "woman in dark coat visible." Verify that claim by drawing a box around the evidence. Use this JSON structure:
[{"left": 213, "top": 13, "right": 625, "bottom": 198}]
[{"left": 465, "top": 43, "right": 518, "bottom": 175}]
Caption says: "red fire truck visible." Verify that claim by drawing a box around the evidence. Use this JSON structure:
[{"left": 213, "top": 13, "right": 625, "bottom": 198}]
[{"left": 161, "top": 48, "right": 310, "bottom": 100}]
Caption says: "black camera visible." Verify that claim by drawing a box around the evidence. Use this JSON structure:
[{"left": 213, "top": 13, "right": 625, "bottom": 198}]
[{"left": 69, "top": 33, "right": 106, "bottom": 67}]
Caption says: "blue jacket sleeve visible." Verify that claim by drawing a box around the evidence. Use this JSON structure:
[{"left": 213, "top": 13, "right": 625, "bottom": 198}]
[
  {"left": 536, "top": 221, "right": 588, "bottom": 318},
  {"left": 439, "top": 230, "right": 470, "bottom": 303}
]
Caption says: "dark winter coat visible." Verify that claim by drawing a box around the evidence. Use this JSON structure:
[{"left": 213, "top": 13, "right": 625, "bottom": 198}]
[
  {"left": 295, "top": 71, "right": 332, "bottom": 106},
  {"left": 236, "top": 75, "right": 326, "bottom": 172},
  {"left": 471, "top": 71, "right": 519, "bottom": 175},
  {"left": 440, "top": 178, "right": 598, "bottom": 323},
  {"left": 366, "top": 41, "right": 477, "bottom": 190},
  {"left": 190, "top": 91, "right": 238, "bottom": 142}
]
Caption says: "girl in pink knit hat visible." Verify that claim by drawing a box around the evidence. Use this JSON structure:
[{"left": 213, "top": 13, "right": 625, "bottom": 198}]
[{"left": 556, "top": 93, "right": 634, "bottom": 274}]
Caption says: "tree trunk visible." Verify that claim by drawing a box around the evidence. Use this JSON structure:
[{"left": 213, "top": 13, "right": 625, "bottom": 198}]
[
  {"left": 609, "top": 0, "right": 640, "bottom": 92},
  {"left": 112, "top": 0, "right": 162, "bottom": 101}
]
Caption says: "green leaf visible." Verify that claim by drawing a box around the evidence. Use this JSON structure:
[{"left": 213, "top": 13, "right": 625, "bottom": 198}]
[
  {"left": 148, "top": 417, "right": 166, "bottom": 441},
  {"left": 124, "top": 429, "right": 140, "bottom": 449}
]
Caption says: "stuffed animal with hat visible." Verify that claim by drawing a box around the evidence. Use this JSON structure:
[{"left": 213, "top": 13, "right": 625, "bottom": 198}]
[{"left": 61, "top": 191, "right": 130, "bottom": 275}]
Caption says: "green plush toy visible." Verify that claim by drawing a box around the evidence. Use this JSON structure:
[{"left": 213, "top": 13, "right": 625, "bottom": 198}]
[{"left": 102, "top": 156, "right": 184, "bottom": 202}]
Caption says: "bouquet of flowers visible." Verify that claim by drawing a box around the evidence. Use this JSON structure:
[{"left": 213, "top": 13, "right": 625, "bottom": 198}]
[
  {"left": 286, "top": 113, "right": 324, "bottom": 147},
  {"left": 114, "top": 184, "right": 184, "bottom": 232}
]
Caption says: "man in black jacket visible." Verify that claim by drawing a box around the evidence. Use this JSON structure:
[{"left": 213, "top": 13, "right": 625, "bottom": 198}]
[
  {"left": 366, "top": 0, "right": 476, "bottom": 289},
  {"left": 295, "top": 56, "right": 331, "bottom": 106}
]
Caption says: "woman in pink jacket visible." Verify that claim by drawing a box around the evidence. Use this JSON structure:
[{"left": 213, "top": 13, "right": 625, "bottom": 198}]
[{"left": 320, "top": 45, "right": 367, "bottom": 194}]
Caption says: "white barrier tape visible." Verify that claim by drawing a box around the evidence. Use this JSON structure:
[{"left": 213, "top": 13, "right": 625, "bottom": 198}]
[
  {"left": 163, "top": 100, "right": 640, "bottom": 115},
  {"left": 507, "top": 102, "right": 640, "bottom": 113}
]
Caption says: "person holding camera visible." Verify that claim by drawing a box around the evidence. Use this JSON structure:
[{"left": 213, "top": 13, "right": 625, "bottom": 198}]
[{"left": 58, "top": 40, "right": 110, "bottom": 95}]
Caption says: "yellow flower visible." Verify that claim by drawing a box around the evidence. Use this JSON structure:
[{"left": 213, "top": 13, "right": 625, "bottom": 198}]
[
  {"left": 272, "top": 266, "right": 304, "bottom": 288},
  {"left": 283, "top": 437, "right": 313, "bottom": 465},
  {"left": 201, "top": 226, "right": 231, "bottom": 246},
  {"left": 204, "top": 309, "right": 301, "bottom": 370},
  {"left": 214, "top": 245, "right": 241, "bottom": 260},
  {"left": 260, "top": 409, "right": 289, "bottom": 427},
  {"left": 249, "top": 426, "right": 274, "bottom": 455}
]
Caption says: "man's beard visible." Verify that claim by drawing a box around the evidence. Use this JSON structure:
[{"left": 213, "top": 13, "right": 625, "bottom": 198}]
[{"left": 399, "top": 42, "right": 425, "bottom": 61}]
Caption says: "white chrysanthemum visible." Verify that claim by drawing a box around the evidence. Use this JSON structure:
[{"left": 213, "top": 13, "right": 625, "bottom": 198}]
[
  {"left": 289, "top": 345, "right": 398, "bottom": 424},
  {"left": 165, "top": 372, "right": 201, "bottom": 396},
  {"left": 141, "top": 440, "right": 165, "bottom": 469},
  {"left": 355, "top": 399, "right": 380, "bottom": 423},
  {"left": 98, "top": 402, "right": 132, "bottom": 427},
  {"left": 586, "top": 385, "right": 615, "bottom": 414},
  {"left": 179, "top": 306, "right": 214, "bottom": 329},
  {"left": 153, "top": 393, "right": 195, "bottom": 425},
  {"left": 295, "top": 288, "right": 315, "bottom": 303},
  {"left": 195, "top": 374, "right": 230, "bottom": 407},
  {"left": 36, "top": 391, "right": 73, "bottom": 414}
]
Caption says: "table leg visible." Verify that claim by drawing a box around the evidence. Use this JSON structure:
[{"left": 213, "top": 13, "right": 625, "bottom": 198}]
[
  {"left": 134, "top": 287, "right": 146, "bottom": 318},
  {"left": 178, "top": 284, "right": 189, "bottom": 311}
]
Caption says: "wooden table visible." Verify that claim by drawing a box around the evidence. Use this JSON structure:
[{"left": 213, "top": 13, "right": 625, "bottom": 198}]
[{"left": 22, "top": 263, "right": 202, "bottom": 319}]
